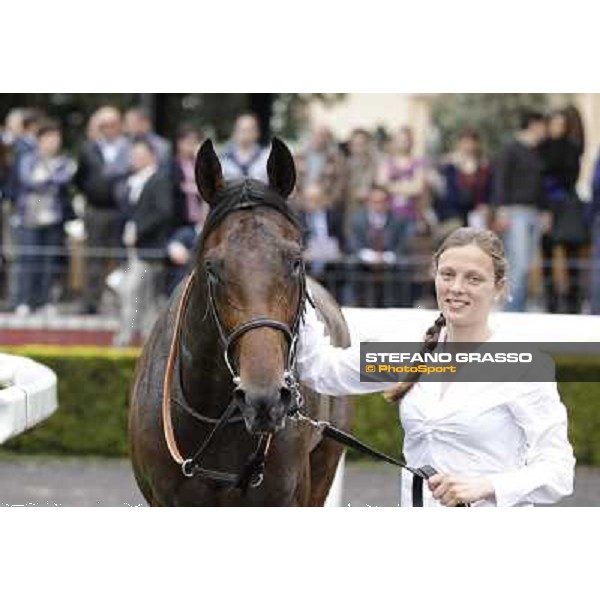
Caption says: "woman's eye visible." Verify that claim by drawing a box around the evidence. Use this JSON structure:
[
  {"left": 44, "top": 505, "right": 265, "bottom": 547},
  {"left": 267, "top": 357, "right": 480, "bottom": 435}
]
[{"left": 469, "top": 276, "right": 482, "bottom": 284}]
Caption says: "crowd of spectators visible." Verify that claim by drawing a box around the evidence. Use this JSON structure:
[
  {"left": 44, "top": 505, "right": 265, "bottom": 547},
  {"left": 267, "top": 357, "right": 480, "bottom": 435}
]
[
  {"left": 293, "top": 108, "right": 598, "bottom": 315},
  {"left": 1, "top": 104, "right": 599, "bottom": 345}
]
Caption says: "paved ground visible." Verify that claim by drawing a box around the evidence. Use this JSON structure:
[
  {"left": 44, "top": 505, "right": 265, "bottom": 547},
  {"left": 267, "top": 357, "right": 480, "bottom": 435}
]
[{"left": 0, "top": 457, "right": 598, "bottom": 506}]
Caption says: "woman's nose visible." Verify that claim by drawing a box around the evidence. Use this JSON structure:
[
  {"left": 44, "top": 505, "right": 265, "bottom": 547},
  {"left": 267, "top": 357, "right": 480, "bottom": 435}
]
[{"left": 449, "top": 277, "right": 465, "bottom": 293}]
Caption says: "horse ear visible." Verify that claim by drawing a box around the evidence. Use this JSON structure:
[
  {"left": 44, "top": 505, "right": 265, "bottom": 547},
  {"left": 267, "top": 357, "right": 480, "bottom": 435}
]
[
  {"left": 267, "top": 137, "right": 296, "bottom": 198},
  {"left": 195, "top": 139, "right": 224, "bottom": 205}
]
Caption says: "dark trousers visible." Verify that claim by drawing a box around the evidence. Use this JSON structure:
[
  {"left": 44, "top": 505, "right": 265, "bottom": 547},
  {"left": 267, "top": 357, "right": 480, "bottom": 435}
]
[
  {"left": 16, "top": 224, "right": 63, "bottom": 308},
  {"left": 541, "top": 234, "right": 583, "bottom": 314},
  {"left": 83, "top": 206, "right": 122, "bottom": 311}
]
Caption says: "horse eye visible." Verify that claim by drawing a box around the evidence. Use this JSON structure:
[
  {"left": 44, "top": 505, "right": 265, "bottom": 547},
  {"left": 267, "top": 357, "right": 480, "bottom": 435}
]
[
  {"left": 204, "top": 260, "right": 220, "bottom": 280},
  {"left": 291, "top": 258, "right": 303, "bottom": 276}
]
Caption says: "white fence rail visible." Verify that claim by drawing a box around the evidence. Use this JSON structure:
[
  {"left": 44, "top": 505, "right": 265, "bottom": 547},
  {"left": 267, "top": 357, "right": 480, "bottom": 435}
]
[
  {"left": 0, "top": 354, "right": 58, "bottom": 444},
  {"left": 342, "top": 308, "right": 600, "bottom": 347}
]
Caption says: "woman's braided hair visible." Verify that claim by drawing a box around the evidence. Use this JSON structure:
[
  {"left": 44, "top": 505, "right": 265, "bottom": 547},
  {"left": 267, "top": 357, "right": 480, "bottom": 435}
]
[{"left": 383, "top": 227, "right": 507, "bottom": 403}]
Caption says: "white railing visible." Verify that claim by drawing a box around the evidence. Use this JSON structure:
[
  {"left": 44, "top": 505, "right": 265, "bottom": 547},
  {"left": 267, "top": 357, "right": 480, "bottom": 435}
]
[
  {"left": 342, "top": 308, "right": 600, "bottom": 346},
  {"left": 0, "top": 354, "right": 58, "bottom": 444}
]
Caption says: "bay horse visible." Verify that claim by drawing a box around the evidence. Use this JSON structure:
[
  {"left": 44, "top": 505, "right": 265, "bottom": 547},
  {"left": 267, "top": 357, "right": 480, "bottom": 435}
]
[{"left": 129, "top": 138, "right": 352, "bottom": 506}]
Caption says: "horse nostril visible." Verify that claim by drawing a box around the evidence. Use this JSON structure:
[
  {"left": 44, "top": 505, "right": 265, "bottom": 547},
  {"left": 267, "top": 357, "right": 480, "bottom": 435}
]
[
  {"left": 269, "top": 403, "right": 285, "bottom": 421},
  {"left": 233, "top": 387, "right": 246, "bottom": 408},
  {"left": 280, "top": 386, "right": 292, "bottom": 408}
]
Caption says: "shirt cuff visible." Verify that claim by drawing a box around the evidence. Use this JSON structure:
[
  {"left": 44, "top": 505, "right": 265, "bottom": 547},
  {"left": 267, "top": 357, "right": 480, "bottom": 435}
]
[{"left": 488, "top": 471, "right": 528, "bottom": 507}]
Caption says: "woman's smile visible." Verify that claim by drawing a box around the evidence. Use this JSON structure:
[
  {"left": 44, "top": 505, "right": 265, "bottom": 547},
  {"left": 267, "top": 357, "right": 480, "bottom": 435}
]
[{"left": 446, "top": 297, "right": 470, "bottom": 310}]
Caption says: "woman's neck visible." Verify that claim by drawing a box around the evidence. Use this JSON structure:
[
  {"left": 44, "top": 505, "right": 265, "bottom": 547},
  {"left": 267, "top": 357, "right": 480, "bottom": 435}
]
[{"left": 445, "top": 321, "right": 493, "bottom": 343}]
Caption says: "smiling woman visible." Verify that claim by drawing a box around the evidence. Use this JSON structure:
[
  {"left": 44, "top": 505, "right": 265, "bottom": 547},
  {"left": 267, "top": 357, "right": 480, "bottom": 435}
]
[{"left": 296, "top": 227, "right": 576, "bottom": 507}]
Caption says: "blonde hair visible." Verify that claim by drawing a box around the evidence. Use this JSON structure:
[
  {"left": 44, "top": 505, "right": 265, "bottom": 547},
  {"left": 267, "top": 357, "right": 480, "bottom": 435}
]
[{"left": 383, "top": 227, "right": 507, "bottom": 403}]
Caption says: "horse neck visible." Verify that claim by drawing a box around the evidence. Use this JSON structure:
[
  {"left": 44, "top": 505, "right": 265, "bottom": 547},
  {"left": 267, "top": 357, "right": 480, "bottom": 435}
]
[{"left": 179, "top": 274, "right": 232, "bottom": 415}]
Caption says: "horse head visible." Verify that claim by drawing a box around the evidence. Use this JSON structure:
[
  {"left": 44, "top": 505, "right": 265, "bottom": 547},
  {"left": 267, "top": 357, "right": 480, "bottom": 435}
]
[{"left": 194, "top": 137, "right": 304, "bottom": 435}]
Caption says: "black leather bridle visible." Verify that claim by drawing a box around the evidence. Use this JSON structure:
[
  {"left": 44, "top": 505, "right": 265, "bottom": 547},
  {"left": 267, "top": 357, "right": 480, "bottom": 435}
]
[
  {"left": 204, "top": 258, "right": 309, "bottom": 406},
  {"left": 166, "top": 182, "right": 310, "bottom": 492}
]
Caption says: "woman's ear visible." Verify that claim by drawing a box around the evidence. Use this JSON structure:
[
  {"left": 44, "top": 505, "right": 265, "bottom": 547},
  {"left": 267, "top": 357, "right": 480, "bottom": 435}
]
[{"left": 495, "top": 278, "right": 508, "bottom": 303}]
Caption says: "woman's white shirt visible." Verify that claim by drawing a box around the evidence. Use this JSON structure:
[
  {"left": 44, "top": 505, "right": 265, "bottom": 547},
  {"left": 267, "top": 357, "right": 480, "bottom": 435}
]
[
  {"left": 296, "top": 301, "right": 391, "bottom": 396},
  {"left": 399, "top": 374, "right": 575, "bottom": 507},
  {"left": 296, "top": 302, "right": 576, "bottom": 507}
]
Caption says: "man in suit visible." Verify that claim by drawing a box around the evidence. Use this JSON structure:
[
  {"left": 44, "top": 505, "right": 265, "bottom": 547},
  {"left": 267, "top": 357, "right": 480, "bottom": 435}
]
[
  {"left": 298, "top": 184, "right": 346, "bottom": 303},
  {"left": 116, "top": 139, "right": 174, "bottom": 346},
  {"left": 76, "top": 106, "right": 131, "bottom": 314},
  {"left": 350, "top": 185, "right": 411, "bottom": 307}
]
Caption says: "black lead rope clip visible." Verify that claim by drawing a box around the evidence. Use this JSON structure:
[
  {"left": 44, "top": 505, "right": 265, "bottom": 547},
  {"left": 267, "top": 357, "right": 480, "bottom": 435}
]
[
  {"left": 415, "top": 465, "right": 438, "bottom": 480},
  {"left": 412, "top": 464, "right": 436, "bottom": 507}
]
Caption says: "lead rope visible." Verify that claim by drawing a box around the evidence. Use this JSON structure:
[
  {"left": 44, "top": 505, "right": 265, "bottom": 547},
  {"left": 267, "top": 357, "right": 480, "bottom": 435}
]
[{"left": 290, "top": 412, "right": 470, "bottom": 507}]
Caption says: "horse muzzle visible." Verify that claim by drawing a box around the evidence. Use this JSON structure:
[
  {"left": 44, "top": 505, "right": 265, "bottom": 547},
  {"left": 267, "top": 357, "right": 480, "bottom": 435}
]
[{"left": 234, "top": 385, "right": 292, "bottom": 434}]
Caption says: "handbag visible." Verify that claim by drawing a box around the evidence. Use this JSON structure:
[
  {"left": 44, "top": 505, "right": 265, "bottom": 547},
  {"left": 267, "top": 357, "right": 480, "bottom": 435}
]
[{"left": 551, "top": 191, "right": 590, "bottom": 246}]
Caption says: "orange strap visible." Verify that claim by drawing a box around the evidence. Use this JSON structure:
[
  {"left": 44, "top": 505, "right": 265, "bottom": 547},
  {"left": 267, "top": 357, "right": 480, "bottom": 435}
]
[{"left": 162, "top": 272, "right": 196, "bottom": 465}]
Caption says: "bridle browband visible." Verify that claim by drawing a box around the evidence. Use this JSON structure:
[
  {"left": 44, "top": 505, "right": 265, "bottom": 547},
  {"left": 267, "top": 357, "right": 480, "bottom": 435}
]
[{"left": 162, "top": 180, "right": 310, "bottom": 493}]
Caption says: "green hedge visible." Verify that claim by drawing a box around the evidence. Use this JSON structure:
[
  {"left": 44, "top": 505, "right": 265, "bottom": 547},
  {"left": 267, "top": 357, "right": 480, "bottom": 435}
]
[
  {"left": 2, "top": 346, "right": 138, "bottom": 457},
  {"left": 2, "top": 346, "right": 600, "bottom": 465}
]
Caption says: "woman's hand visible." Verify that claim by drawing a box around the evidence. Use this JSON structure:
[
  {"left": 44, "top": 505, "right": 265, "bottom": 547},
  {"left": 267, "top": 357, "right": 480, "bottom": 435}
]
[{"left": 427, "top": 473, "right": 495, "bottom": 506}]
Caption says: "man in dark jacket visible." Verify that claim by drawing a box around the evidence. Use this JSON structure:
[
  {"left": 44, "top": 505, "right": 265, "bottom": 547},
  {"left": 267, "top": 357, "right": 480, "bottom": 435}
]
[
  {"left": 122, "top": 140, "right": 173, "bottom": 252},
  {"left": 76, "top": 106, "right": 131, "bottom": 314},
  {"left": 116, "top": 139, "right": 173, "bottom": 346},
  {"left": 350, "top": 185, "right": 411, "bottom": 307},
  {"left": 492, "top": 109, "right": 550, "bottom": 312},
  {"left": 297, "top": 183, "right": 346, "bottom": 303}
]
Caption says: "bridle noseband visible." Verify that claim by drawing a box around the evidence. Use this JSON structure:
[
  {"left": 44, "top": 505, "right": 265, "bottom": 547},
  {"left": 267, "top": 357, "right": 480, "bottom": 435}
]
[{"left": 204, "top": 268, "right": 307, "bottom": 398}]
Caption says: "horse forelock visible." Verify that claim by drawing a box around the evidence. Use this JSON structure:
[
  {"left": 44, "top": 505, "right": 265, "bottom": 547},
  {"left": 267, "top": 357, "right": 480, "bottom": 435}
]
[{"left": 195, "top": 177, "right": 303, "bottom": 262}]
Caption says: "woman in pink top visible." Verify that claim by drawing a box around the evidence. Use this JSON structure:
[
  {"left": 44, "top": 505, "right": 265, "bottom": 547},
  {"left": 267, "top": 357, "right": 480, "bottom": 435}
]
[{"left": 377, "top": 126, "right": 429, "bottom": 234}]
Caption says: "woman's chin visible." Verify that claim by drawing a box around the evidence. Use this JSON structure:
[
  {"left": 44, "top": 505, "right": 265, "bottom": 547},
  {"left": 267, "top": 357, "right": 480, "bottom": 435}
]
[{"left": 444, "top": 307, "right": 473, "bottom": 324}]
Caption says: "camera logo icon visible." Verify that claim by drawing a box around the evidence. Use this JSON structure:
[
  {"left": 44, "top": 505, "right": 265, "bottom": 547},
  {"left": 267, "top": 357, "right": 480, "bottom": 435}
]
[{"left": 365, "top": 365, "right": 376, "bottom": 373}]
